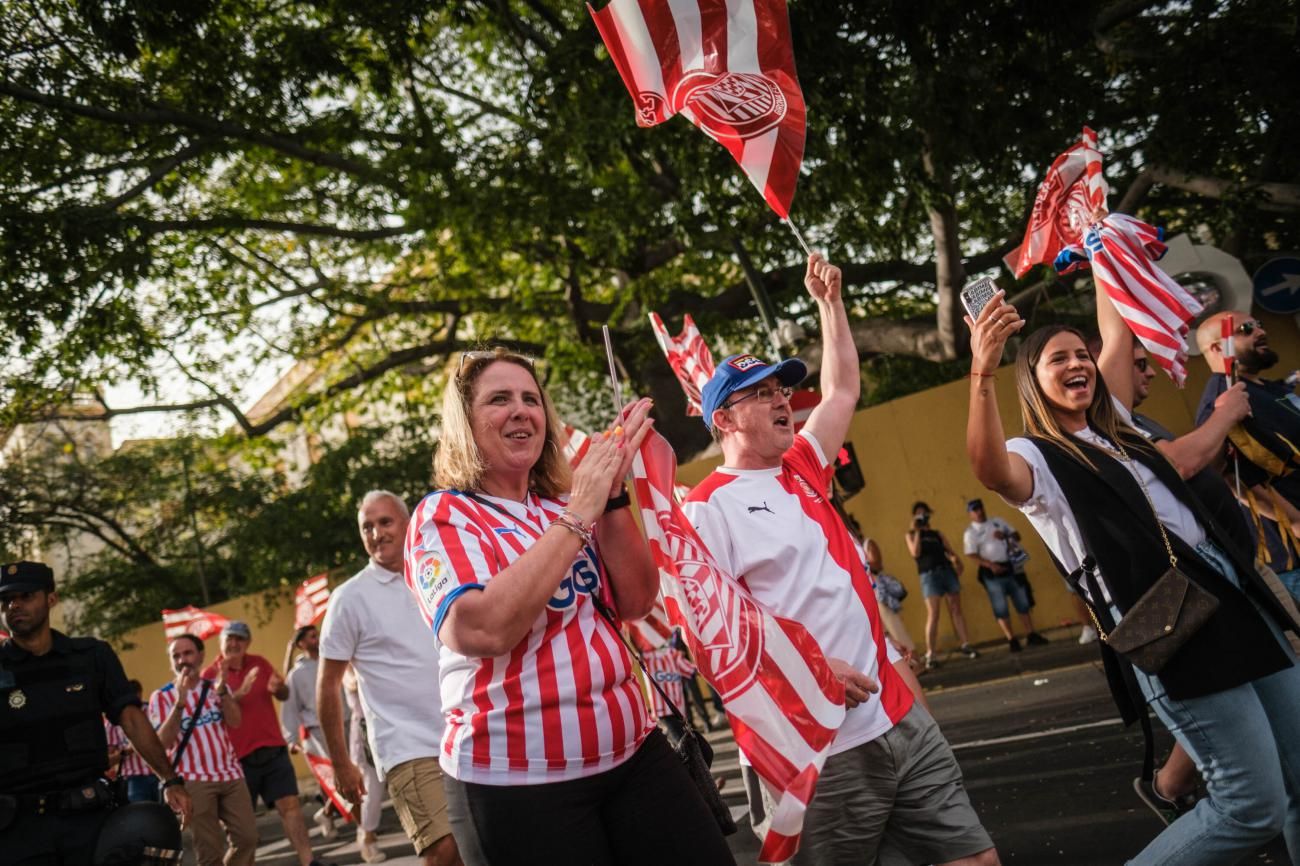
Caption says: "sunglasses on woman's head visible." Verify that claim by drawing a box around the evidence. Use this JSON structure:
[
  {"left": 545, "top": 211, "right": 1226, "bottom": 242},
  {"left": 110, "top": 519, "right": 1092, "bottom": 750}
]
[{"left": 456, "top": 350, "right": 537, "bottom": 378}]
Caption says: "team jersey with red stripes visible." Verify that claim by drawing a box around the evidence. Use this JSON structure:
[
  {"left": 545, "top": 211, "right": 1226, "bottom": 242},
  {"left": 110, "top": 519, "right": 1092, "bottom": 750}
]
[
  {"left": 104, "top": 719, "right": 153, "bottom": 777},
  {"left": 148, "top": 681, "right": 244, "bottom": 782},
  {"left": 682, "top": 431, "right": 913, "bottom": 755},
  {"left": 640, "top": 645, "right": 697, "bottom": 720},
  {"left": 406, "top": 489, "right": 653, "bottom": 785}
]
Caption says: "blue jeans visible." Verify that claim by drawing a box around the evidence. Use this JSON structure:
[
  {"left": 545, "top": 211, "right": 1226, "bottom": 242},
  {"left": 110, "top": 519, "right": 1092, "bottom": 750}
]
[
  {"left": 1276, "top": 568, "right": 1300, "bottom": 605},
  {"left": 981, "top": 574, "right": 1031, "bottom": 620},
  {"left": 1124, "top": 541, "right": 1300, "bottom": 865}
]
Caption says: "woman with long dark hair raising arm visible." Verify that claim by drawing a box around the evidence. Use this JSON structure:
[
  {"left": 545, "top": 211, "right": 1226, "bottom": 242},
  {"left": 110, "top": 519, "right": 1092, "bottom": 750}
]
[{"left": 964, "top": 293, "right": 1300, "bottom": 865}]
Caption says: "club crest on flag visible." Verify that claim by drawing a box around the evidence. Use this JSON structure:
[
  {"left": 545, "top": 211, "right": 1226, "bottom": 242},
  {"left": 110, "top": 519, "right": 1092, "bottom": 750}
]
[
  {"left": 671, "top": 547, "right": 762, "bottom": 698},
  {"left": 673, "top": 72, "right": 787, "bottom": 140}
]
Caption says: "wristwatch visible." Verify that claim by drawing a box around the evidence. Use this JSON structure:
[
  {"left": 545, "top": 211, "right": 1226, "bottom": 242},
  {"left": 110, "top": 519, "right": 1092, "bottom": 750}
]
[
  {"left": 162, "top": 776, "right": 186, "bottom": 789},
  {"left": 604, "top": 486, "right": 631, "bottom": 513}
]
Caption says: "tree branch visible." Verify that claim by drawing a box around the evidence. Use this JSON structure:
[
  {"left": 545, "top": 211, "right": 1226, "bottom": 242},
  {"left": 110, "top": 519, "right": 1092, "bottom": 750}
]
[
  {"left": 0, "top": 81, "right": 386, "bottom": 182},
  {"left": 131, "top": 216, "right": 413, "bottom": 241}
]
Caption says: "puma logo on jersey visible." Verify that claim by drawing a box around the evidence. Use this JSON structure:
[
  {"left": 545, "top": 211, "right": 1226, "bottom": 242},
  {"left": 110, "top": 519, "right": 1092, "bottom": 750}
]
[{"left": 747, "top": 502, "right": 774, "bottom": 515}]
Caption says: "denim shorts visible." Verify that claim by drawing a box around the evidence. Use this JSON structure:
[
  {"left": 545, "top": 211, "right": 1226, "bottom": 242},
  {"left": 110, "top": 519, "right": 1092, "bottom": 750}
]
[
  {"left": 919, "top": 566, "right": 961, "bottom": 598},
  {"left": 982, "top": 573, "right": 1031, "bottom": 618}
]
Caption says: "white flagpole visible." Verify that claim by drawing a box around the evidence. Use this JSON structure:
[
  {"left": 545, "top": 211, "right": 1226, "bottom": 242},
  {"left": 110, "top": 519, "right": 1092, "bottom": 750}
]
[
  {"left": 783, "top": 217, "right": 813, "bottom": 258},
  {"left": 601, "top": 325, "right": 625, "bottom": 425}
]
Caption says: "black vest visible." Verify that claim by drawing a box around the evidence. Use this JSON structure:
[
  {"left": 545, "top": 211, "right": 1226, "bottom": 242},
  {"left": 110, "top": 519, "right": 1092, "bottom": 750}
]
[
  {"left": 0, "top": 634, "right": 112, "bottom": 794},
  {"left": 1031, "top": 433, "right": 1295, "bottom": 709}
]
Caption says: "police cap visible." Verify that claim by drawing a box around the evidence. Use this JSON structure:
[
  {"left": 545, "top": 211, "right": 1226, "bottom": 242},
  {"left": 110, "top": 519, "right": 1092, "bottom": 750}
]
[{"left": 0, "top": 561, "right": 55, "bottom": 595}]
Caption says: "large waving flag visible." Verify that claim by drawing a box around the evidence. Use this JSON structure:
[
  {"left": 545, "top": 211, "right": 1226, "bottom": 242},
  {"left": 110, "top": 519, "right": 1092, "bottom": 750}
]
[
  {"left": 1014, "top": 127, "right": 1203, "bottom": 384},
  {"left": 590, "top": 0, "right": 806, "bottom": 218},
  {"left": 649, "top": 312, "right": 716, "bottom": 415},
  {"left": 631, "top": 430, "right": 845, "bottom": 863},
  {"left": 294, "top": 574, "right": 332, "bottom": 628},
  {"left": 162, "top": 606, "right": 230, "bottom": 641}
]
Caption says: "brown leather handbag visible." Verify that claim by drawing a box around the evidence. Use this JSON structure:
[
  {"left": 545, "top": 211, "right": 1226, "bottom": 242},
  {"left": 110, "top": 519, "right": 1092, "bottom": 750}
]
[{"left": 1101, "top": 566, "right": 1219, "bottom": 674}]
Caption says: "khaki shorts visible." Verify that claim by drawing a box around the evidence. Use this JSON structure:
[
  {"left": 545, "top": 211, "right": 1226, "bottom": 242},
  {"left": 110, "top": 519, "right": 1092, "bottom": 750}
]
[{"left": 387, "top": 757, "right": 453, "bottom": 855}]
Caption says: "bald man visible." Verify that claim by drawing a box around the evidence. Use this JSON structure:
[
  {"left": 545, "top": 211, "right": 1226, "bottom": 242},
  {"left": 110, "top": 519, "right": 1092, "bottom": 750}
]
[{"left": 1194, "top": 313, "right": 1300, "bottom": 506}]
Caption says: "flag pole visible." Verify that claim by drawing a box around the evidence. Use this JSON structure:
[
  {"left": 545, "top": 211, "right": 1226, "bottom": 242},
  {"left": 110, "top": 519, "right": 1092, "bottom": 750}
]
[
  {"left": 601, "top": 325, "right": 625, "bottom": 425},
  {"left": 783, "top": 217, "right": 813, "bottom": 259},
  {"left": 1223, "top": 316, "right": 1242, "bottom": 500}
]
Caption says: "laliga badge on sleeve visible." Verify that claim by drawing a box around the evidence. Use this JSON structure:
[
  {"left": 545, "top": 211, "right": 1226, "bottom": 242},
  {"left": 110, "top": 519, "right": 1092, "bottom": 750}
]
[{"left": 8, "top": 689, "right": 26, "bottom": 709}]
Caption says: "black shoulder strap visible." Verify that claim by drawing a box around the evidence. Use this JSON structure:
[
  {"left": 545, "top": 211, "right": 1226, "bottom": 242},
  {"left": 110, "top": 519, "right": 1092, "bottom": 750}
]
[
  {"left": 173, "top": 679, "right": 213, "bottom": 770},
  {"left": 589, "top": 593, "right": 694, "bottom": 729}
]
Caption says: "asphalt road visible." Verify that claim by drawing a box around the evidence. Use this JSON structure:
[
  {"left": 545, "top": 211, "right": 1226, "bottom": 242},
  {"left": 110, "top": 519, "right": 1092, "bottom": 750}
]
[
  {"left": 247, "top": 633, "right": 1292, "bottom": 865},
  {"left": 722, "top": 657, "right": 1291, "bottom": 865}
]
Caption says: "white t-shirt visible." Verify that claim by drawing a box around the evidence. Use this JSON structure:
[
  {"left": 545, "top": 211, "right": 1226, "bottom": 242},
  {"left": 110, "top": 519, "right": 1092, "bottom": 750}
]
[
  {"left": 963, "top": 517, "right": 1017, "bottom": 564},
  {"left": 319, "top": 560, "right": 444, "bottom": 779},
  {"left": 682, "top": 431, "right": 912, "bottom": 758},
  {"left": 1006, "top": 432, "right": 1206, "bottom": 604}
]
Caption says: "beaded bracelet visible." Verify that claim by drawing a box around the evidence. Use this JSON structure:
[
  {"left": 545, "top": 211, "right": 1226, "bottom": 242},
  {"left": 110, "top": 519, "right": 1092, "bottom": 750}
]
[{"left": 551, "top": 509, "right": 594, "bottom": 545}]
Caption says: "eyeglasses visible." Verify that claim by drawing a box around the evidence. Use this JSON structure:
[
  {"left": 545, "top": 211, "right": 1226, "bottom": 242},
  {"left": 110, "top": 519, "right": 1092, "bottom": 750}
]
[
  {"left": 722, "top": 385, "right": 793, "bottom": 409},
  {"left": 1134, "top": 357, "right": 1149, "bottom": 372}
]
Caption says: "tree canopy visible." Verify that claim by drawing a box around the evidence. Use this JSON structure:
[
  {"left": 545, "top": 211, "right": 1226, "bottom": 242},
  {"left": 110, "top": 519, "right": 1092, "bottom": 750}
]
[{"left": 2, "top": 0, "right": 1297, "bottom": 635}]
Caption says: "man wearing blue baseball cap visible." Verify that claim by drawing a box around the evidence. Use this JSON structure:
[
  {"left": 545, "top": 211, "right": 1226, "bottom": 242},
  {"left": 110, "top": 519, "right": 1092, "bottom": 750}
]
[{"left": 683, "top": 254, "right": 999, "bottom": 866}]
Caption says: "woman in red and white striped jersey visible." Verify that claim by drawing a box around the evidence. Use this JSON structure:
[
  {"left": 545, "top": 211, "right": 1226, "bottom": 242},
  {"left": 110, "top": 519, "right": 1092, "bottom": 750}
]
[{"left": 405, "top": 348, "right": 735, "bottom": 866}]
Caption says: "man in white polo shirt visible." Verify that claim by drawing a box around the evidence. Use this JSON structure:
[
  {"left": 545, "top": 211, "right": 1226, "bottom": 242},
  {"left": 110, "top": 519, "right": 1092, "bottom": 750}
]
[
  {"left": 683, "top": 254, "right": 999, "bottom": 866},
  {"left": 318, "top": 490, "right": 460, "bottom": 866}
]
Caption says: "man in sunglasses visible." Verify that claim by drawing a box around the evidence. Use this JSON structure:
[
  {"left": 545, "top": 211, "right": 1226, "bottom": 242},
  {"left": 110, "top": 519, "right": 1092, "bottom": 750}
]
[
  {"left": 682, "top": 254, "right": 1000, "bottom": 866},
  {"left": 1194, "top": 313, "right": 1300, "bottom": 523}
]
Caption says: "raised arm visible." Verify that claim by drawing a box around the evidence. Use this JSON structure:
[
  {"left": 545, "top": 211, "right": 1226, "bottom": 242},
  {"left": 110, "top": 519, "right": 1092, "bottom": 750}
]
[
  {"left": 594, "top": 399, "right": 660, "bottom": 621},
  {"left": 802, "top": 254, "right": 860, "bottom": 454},
  {"left": 1094, "top": 278, "right": 1138, "bottom": 411},
  {"left": 437, "top": 421, "right": 640, "bottom": 657},
  {"left": 965, "top": 292, "right": 1034, "bottom": 503},
  {"left": 1157, "top": 383, "right": 1250, "bottom": 478}
]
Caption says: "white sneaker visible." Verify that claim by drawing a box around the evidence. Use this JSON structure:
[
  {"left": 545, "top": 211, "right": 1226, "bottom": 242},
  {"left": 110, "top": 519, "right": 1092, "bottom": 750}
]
[
  {"left": 313, "top": 805, "right": 337, "bottom": 841},
  {"left": 358, "top": 830, "right": 387, "bottom": 863},
  {"left": 1078, "top": 624, "right": 1099, "bottom": 645}
]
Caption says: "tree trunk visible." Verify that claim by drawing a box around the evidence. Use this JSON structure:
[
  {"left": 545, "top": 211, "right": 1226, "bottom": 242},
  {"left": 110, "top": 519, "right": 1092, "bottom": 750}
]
[{"left": 922, "top": 142, "right": 966, "bottom": 360}]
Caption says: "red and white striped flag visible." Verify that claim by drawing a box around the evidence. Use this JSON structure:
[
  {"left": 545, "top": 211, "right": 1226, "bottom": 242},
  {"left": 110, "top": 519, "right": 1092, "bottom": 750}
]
[
  {"left": 562, "top": 423, "right": 593, "bottom": 467},
  {"left": 649, "top": 312, "right": 716, "bottom": 415},
  {"left": 304, "top": 750, "right": 355, "bottom": 823},
  {"left": 589, "top": 0, "right": 806, "bottom": 218},
  {"left": 788, "top": 388, "right": 820, "bottom": 433},
  {"left": 631, "top": 429, "right": 845, "bottom": 863},
  {"left": 294, "top": 574, "right": 331, "bottom": 628},
  {"left": 162, "top": 606, "right": 230, "bottom": 641},
  {"left": 1014, "top": 127, "right": 1203, "bottom": 384}
]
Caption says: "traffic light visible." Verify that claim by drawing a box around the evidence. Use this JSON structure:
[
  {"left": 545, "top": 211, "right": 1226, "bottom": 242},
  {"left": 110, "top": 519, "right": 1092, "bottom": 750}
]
[{"left": 834, "top": 442, "right": 865, "bottom": 498}]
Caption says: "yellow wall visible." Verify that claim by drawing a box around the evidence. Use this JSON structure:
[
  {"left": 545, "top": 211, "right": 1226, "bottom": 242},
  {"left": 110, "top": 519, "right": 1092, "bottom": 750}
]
[
  {"left": 680, "top": 310, "right": 1300, "bottom": 650},
  {"left": 112, "top": 591, "right": 318, "bottom": 778}
]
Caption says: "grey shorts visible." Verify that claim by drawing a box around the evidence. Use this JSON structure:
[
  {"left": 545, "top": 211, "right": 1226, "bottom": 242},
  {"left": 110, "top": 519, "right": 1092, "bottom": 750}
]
[{"left": 744, "top": 703, "right": 994, "bottom": 866}]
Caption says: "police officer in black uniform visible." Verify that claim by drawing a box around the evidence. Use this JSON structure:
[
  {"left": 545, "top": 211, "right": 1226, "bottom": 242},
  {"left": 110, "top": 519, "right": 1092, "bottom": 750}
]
[{"left": 0, "top": 561, "right": 193, "bottom": 864}]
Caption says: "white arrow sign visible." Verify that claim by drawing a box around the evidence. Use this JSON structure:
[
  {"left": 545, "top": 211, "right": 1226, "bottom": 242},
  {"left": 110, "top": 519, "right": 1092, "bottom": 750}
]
[{"left": 1261, "top": 272, "right": 1300, "bottom": 297}]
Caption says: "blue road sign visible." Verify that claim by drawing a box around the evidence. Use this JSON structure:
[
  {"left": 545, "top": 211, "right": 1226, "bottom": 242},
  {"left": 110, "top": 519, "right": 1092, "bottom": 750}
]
[{"left": 1253, "top": 256, "right": 1300, "bottom": 314}]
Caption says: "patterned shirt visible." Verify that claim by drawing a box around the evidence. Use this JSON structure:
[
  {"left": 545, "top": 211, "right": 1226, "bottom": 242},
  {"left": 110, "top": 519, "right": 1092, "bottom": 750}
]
[
  {"left": 406, "top": 489, "right": 652, "bottom": 785},
  {"left": 148, "top": 681, "right": 243, "bottom": 782}
]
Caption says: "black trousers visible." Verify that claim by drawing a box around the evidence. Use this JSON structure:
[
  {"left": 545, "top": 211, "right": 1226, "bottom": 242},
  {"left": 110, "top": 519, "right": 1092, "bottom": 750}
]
[
  {"left": 444, "top": 729, "right": 736, "bottom": 866},
  {"left": 0, "top": 805, "right": 111, "bottom": 864}
]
